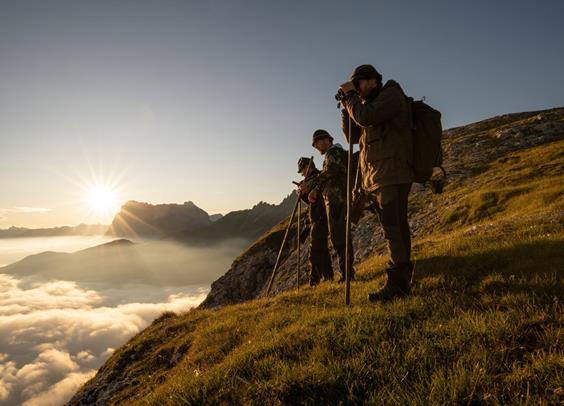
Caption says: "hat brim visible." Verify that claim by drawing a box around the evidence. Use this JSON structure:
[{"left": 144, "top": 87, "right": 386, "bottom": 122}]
[{"left": 312, "top": 135, "right": 333, "bottom": 147}]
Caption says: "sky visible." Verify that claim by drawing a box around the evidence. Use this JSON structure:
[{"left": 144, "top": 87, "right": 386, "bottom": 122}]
[{"left": 1, "top": 0, "right": 563, "bottom": 227}]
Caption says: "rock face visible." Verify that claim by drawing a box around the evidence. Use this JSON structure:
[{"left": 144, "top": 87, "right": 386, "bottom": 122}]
[
  {"left": 200, "top": 107, "right": 564, "bottom": 309},
  {"left": 106, "top": 200, "right": 210, "bottom": 238}
]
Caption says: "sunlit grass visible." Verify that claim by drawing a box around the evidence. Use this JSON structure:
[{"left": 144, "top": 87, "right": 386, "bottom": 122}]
[{"left": 76, "top": 140, "right": 564, "bottom": 405}]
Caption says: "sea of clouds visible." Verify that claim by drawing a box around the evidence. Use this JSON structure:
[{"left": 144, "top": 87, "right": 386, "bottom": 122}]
[
  {"left": 0, "top": 238, "right": 246, "bottom": 405},
  {"left": 0, "top": 274, "right": 207, "bottom": 405}
]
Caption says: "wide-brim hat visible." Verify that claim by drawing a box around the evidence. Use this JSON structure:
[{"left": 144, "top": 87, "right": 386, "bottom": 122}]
[
  {"left": 350, "top": 64, "right": 382, "bottom": 82},
  {"left": 312, "top": 129, "right": 333, "bottom": 147},
  {"left": 297, "top": 157, "right": 313, "bottom": 173}
]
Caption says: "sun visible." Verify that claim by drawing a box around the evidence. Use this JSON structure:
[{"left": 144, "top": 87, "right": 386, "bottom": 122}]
[
  {"left": 64, "top": 161, "right": 127, "bottom": 223},
  {"left": 86, "top": 185, "right": 118, "bottom": 215}
]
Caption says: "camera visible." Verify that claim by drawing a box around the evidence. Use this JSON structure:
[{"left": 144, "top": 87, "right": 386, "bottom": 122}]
[
  {"left": 334, "top": 88, "right": 347, "bottom": 102},
  {"left": 334, "top": 80, "right": 359, "bottom": 102}
]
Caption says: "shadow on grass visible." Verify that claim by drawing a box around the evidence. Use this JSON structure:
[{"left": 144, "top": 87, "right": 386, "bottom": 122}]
[{"left": 413, "top": 239, "right": 564, "bottom": 299}]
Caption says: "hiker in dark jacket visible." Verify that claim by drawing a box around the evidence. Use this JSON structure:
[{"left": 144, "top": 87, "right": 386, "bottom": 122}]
[
  {"left": 307, "top": 130, "right": 355, "bottom": 283},
  {"left": 297, "top": 157, "right": 334, "bottom": 285},
  {"left": 339, "top": 64, "right": 414, "bottom": 301}
]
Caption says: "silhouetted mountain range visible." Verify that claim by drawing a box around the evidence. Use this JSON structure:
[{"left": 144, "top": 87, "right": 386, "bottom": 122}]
[
  {"left": 209, "top": 214, "right": 224, "bottom": 222},
  {"left": 168, "top": 192, "right": 297, "bottom": 246},
  {"left": 0, "top": 223, "right": 108, "bottom": 238},
  {"left": 105, "top": 193, "right": 297, "bottom": 246},
  {"left": 106, "top": 200, "right": 210, "bottom": 238}
]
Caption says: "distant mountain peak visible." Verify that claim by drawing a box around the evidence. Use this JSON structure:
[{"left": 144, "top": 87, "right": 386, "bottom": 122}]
[{"left": 107, "top": 201, "right": 210, "bottom": 238}]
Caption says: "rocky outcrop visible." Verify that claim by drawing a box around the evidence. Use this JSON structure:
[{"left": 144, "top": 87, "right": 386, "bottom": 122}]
[
  {"left": 106, "top": 200, "right": 210, "bottom": 238},
  {"left": 200, "top": 107, "right": 564, "bottom": 309}
]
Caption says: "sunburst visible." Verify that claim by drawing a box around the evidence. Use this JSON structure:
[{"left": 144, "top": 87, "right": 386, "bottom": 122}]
[{"left": 86, "top": 184, "right": 118, "bottom": 216}]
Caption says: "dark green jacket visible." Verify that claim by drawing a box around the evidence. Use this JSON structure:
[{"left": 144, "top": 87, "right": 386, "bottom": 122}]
[
  {"left": 299, "top": 169, "right": 326, "bottom": 221},
  {"left": 313, "top": 143, "right": 347, "bottom": 205},
  {"left": 342, "top": 80, "right": 413, "bottom": 192}
]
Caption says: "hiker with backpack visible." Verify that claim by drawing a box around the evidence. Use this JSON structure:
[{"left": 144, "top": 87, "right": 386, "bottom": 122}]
[{"left": 338, "top": 64, "right": 415, "bottom": 302}]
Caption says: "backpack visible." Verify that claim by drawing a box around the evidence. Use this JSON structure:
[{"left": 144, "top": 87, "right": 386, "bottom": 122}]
[{"left": 407, "top": 98, "right": 446, "bottom": 189}]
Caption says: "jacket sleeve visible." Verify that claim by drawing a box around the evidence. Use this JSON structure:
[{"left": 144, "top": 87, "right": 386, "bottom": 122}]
[
  {"left": 312, "top": 148, "right": 343, "bottom": 192},
  {"left": 341, "top": 109, "right": 361, "bottom": 144},
  {"left": 344, "top": 87, "right": 404, "bottom": 128},
  {"left": 299, "top": 177, "right": 317, "bottom": 203}
]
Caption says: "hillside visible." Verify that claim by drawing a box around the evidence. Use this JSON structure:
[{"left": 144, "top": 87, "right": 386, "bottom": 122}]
[
  {"left": 201, "top": 107, "right": 564, "bottom": 307},
  {"left": 69, "top": 108, "right": 564, "bottom": 405}
]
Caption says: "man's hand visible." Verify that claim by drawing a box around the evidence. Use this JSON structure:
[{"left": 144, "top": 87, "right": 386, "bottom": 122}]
[
  {"left": 339, "top": 81, "right": 356, "bottom": 95},
  {"left": 352, "top": 187, "right": 365, "bottom": 205},
  {"left": 351, "top": 188, "right": 367, "bottom": 224},
  {"left": 308, "top": 189, "right": 318, "bottom": 203}
]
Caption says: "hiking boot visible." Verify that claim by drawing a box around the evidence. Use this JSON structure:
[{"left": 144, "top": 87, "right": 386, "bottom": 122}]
[
  {"left": 322, "top": 268, "right": 334, "bottom": 282},
  {"left": 368, "top": 268, "right": 408, "bottom": 302},
  {"left": 395, "top": 262, "right": 413, "bottom": 295}
]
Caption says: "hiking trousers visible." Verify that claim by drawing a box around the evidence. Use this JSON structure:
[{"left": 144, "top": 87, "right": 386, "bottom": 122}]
[{"left": 370, "top": 183, "right": 412, "bottom": 267}]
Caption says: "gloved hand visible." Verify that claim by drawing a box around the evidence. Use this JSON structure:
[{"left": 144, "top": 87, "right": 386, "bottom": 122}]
[
  {"left": 308, "top": 189, "right": 318, "bottom": 203},
  {"left": 351, "top": 188, "right": 368, "bottom": 224}
]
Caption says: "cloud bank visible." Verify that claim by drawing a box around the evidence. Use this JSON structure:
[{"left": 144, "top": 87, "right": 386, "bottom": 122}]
[
  {"left": 0, "top": 274, "right": 207, "bottom": 405},
  {"left": 0, "top": 207, "right": 52, "bottom": 214}
]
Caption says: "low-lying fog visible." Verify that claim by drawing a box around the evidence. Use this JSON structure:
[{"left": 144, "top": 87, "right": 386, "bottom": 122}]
[{"left": 0, "top": 236, "right": 248, "bottom": 406}]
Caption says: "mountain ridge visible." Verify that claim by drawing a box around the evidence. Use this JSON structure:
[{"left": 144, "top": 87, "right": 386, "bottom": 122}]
[
  {"left": 168, "top": 192, "right": 297, "bottom": 246},
  {"left": 106, "top": 200, "right": 211, "bottom": 238},
  {"left": 0, "top": 223, "right": 109, "bottom": 238}
]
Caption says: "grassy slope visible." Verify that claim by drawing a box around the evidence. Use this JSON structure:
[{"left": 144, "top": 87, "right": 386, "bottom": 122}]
[{"left": 80, "top": 139, "right": 564, "bottom": 405}]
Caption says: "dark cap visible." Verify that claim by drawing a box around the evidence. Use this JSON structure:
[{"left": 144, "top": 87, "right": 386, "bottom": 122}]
[
  {"left": 297, "top": 157, "right": 313, "bottom": 173},
  {"left": 312, "top": 129, "right": 334, "bottom": 147},
  {"left": 350, "top": 64, "right": 382, "bottom": 82}
]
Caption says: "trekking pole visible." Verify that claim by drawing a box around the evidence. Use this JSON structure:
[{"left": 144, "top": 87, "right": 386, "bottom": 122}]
[
  {"left": 265, "top": 194, "right": 300, "bottom": 295},
  {"left": 345, "top": 115, "right": 353, "bottom": 305},
  {"left": 297, "top": 198, "right": 301, "bottom": 291},
  {"left": 266, "top": 156, "right": 314, "bottom": 296}
]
